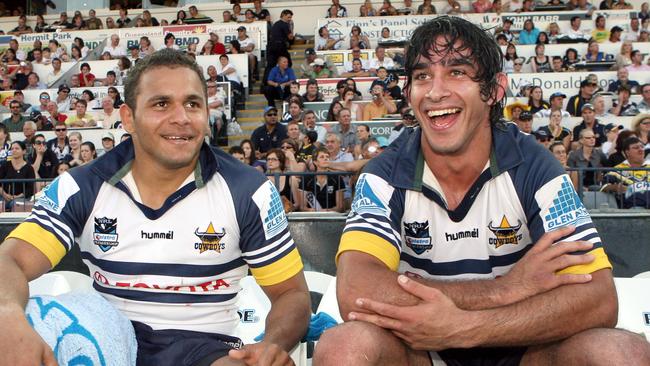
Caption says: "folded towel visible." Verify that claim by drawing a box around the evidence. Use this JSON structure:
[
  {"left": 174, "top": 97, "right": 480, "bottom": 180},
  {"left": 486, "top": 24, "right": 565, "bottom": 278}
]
[
  {"left": 26, "top": 292, "right": 137, "bottom": 366},
  {"left": 254, "top": 311, "right": 339, "bottom": 342}
]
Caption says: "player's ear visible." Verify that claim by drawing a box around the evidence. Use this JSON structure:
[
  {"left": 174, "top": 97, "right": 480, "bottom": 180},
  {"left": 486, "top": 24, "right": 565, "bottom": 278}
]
[
  {"left": 487, "top": 72, "right": 508, "bottom": 106},
  {"left": 119, "top": 104, "right": 135, "bottom": 134}
]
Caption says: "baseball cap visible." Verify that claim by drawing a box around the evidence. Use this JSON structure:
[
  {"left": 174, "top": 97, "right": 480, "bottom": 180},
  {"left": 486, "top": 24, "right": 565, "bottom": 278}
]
[
  {"left": 102, "top": 132, "right": 115, "bottom": 141},
  {"left": 604, "top": 123, "right": 624, "bottom": 133},
  {"left": 534, "top": 129, "right": 550, "bottom": 140},
  {"left": 237, "top": 26, "right": 246, "bottom": 32},
  {"left": 264, "top": 106, "right": 278, "bottom": 115},
  {"left": 29, "top": 111, "right": 42, "bottom": 122},
  {"left": 550, "top": 92, "right": 566, "bottom": 99},
  {"left": 305, "top": 48, "right": 316, "bottom": 56},
  {"left": 58, "top": 84, "right": 70, "bottom": 93},
  {"left": 309, "top": 58, "right": 325, "bottom": 67},
  {"left": 519, "top": 111, "right": 533, "bottom": 121},
  {"left": 611, "top": 26, "right": 624, "bottom": 33},
  {"left": 580, "top": 79, "right": 596, "bottom": 88},
  {"left": 581, "top": 103, "right": 595, "bottom": 112}
]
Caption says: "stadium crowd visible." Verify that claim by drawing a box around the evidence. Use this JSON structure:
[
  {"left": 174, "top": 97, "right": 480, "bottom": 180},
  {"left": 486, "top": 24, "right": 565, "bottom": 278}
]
[{"left": 0, "top": 0, "right": 647, "bottom": 212}]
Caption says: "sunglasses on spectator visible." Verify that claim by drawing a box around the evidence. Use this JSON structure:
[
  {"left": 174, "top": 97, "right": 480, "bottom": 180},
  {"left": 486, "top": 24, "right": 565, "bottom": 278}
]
[
  {"left": 281, "top": 145, "right": 293, "bottom": 150},
  {"left": 55, "top": 128, "right": 67, "bottom": 131},
  {"left": 40, "top": 96, "right": 50, "bottom": 99},
  {"left": 267, "top": 157, "right": 279, "bottom": 161},
  {"left": 34, "top": 140, "right": 44, "bottom": 145},
  {"left": 266, "top": 113, "right": 277, "bottom": 116}
]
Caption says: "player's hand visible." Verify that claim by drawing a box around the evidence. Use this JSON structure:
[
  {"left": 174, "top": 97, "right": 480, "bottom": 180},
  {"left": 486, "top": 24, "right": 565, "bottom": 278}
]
[
  {"left": 228, "top": 341, "right": 294, "bottom": 366},
  {"left": 0, "top": 306, "right": 58, "bottom": 366},
  {"left": 349, "top": 275, "right": 474, "bottom": 350},
  {"left": 499, "top": 225, "right": 595, "bottom": 304}
]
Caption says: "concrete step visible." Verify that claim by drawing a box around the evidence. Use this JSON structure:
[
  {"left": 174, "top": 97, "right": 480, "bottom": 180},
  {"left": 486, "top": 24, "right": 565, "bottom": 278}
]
[{"left": 238, "top": 109, "right": 264, "bottom": 118}]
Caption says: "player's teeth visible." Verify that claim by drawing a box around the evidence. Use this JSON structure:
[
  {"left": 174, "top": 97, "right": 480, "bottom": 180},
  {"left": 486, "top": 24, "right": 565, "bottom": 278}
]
[{"left": 427, "top": 109, "right": 460, "bottom": 117}]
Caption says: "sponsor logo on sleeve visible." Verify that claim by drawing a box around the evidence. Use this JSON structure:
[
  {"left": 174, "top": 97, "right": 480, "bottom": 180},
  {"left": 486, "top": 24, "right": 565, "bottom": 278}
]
[
  {"left": 403, "top": 220, "right": 433, "bottom": 255},
  {"left": 37, "top": 174, "right": 80, "bottom": 215},
  {"left": 253, "top": 181, "right": 288, "bottom": 240},
  {"left": 542, "top": 176, "right": 591, "bottom": 231},
  {"left": 351, "top": 174, "right": 387, "bottom": 216}
]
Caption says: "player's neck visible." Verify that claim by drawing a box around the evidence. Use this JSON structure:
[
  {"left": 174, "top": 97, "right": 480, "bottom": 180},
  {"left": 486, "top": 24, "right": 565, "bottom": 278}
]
[{"left": 130, "top": 158, "right": 197, "bottom": 210}]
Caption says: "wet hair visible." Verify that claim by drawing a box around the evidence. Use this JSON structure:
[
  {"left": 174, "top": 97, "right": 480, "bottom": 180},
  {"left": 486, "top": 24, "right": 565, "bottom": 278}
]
[
  {"left": 124, "top": 49, "right": 206, "bottom": 112},
  {"left": 404, "top": 16, "right": 505, "bottom": 125}
]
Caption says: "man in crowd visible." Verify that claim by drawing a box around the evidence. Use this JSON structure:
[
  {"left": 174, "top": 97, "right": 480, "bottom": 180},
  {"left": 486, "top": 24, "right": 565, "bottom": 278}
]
[
  {"left": 264, "top": 56, "right": 296, "bottom": 106},
  {"left": 302, "top": 79, "right": 325, "bottom": 102},
  {"left": 47, "top": 58, "right": 63, "bottom": 85},
  {"left": 626, "top": 50, "right": 650, "bottom": 72},
  {"left": 99, "top": 132, "right": 115, "bottom": 157},
  {"left": 27, "top": 92, "right": 51, "bottom": 114},
  {"left": 251, "top": 106, "right": 288, "bottom": 157},
  {"left": 3, "top": 100, "right": 28, "bottom": 132},
  {"left": 572, "top": 103, "right": 607, "bottom": 149},
  {"left": 0, "top": 49, "right": 310, "bottom": 366},
  {"left": 327, "top": 0, "right": 348, "bottom": 17},
  {"left": 602, "top": 136, "right": 650, "bottom": 208},
  {"left": 610, "top": 86, "right": 639, "bottom": 116},
  {"left": 325, "top": 132, "right": 353, "bottom": 163},
  {"left": 266, "top": 9, "right": 294, "bottom": 77},
  {"left": 567, "top": 15, "right": 587, "bottom": 39},
  {"left": 98, "top": 96, "right": 121, "bottom": 129},
  {"left": 535, "top": 92, "right": 571, "bottom": 121},
  {"left": 332, "top": 108, "right": 358, "bottom": 152},
  {"left": 305, "top": 59, "right": 334, "bottom": 79},
  {"left": 103, "top": 34, "right": 127, "bottom": 58},
  {"left": 207, "top": 81, "right": 225, "bottom": 137},
  {"left": 302, "top": 109, "right": 327, "bottom": 145},
  {"left": 45, "top": 101, "right": 67, "bottom": 126},
  {"left": 314, "top": 16, "right": 649, "bottom": 366},
  {"left": 607, "top": 67, "right": 640, "bottom": 94},
  {"left": 344, "top": 47, "right": 370, "bottom": 72},
  {"left": 515, "top": 110, "right": 534, "bottom": 133},
  {"left": 55, "top": 84, "right": 71, "bottom": 113},
  {"left": 369, "top": 46, "right": 395, "bottom": 74},
  {"left": 624, "top": 17, "right": 640, "bottom": 42},
  {"left": 25, "top": 72, "right": 46, "bottom": 90},
  {"left": 46, "top": 122, "right": 70, "bottom": 162},
  {"left": 31, "top": 49, "right": 48, "bottom": 65},
  {"left": 567, "top": 79, "right": 597, "bottom": 116},
  {"left": 363, "top": 82, "right": 397, "bottom": 120},
  {"left": 638, "top": 84, "right": 650, "bottom": 113},
  {"left": 64, "top": 99, "right": 96, "bottom": 128}
]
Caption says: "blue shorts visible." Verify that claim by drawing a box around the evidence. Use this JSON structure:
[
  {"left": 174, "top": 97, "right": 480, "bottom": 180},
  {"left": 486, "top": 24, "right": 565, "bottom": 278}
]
[
  {"left": 133, "top": 321, "right": 243, "bottom": 366},
  {"left": 431, "top": 346, "right": 527, "bottom": 366}
]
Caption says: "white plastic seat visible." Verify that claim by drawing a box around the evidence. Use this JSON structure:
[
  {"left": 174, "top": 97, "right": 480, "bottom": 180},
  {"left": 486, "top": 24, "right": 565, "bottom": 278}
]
[
  {"left": 315, "top": 276, "right": 343, "bottom": 324},
  {"left": 614, "top": 277, "right": 650, "bottom": 341},
  {"left": 634, "top": 271, "right": 650, "bottom": 279},
  {"left": 28, "top": 271, "right": 94, "bottom": 296}
]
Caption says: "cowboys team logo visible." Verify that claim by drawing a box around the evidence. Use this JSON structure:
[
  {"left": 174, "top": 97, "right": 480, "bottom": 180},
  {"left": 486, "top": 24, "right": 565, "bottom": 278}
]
[
  {"left": 488, "top": 215, "right": 523, "bottom": 248},
  {"left": 93, "top": 217, "right": 119, "bottom": 252},
  {"left": 403, "top": 220, "right": 433, "bottom": 255},
  {"left": 194, "top": 222, "right": 226, "bottom": 253}
]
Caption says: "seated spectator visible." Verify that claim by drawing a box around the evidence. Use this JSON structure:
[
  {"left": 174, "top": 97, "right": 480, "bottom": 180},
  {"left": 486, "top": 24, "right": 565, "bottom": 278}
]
[
  {"left": 385, "top": 73, "right": 402, "bottom": 100},
  {"left": 568, "top": 128, "right": 608, "bottom": 190},
  {"left": 108, "top": 87, "right": 124, "bottom": 108},
  {"left": 608, "top": 67, "right": 640, "bottom": 94},
  {"left": 297, "top": 130, "right": 319, "bottom": 165},
  {"left": 99, "top": 133, "right": 115, "bottom": 157},
  {"left": 116, "top": 8, "right": 132, "bottom": 28},
  {"left": 602, "top": 136, "right": 650, "bottom": 208},
  {"left": 582, "top": 40, "right": 613, "bottom": 71},
  {"left": 626, "top": 50, "right": 650, "bottom": 72},
  {"left": 601, "top": 123, "right": 624, "bottom": 156},
  {"left": 533, "top": 129, "right": 553, "bottom": 149},
  {"left": 79, "top": 141, "right": 96, "bottom": 166},
  {"left": 302, "top": 79, "right": 325, "bottom": 102},
  {"left": 27, "top": 92, "right": 51, "bottom": 114},
  {"left": 264, "top": 56, "right": 296, "bottom": 106},
  {"left": 29, "top": 133, "right": 58, "bottom": 180},
  {"left": 98, "top": 96, "right": 121, "bottom": 129},
  {"left": 539, "top": 109, "right": 571, "bottom": 151},
  {"left": 316, "top": 27, "right": 344, "bottom": 51},
  {"left": 280, "top": 138, "right": 304, "bottom": 171},
  {"left": 591, "top": 15, "right": 609, "bottom": 42},
  {"left": 417, "top": 0, "right": 437, "bottom": 14},
  {"left": 611, "top": 86, "right": 639, "bottom": 116},
  {"left": 362, "top": 82, "right": 397, "bottom": 120},
  {"left": 284, "top": 82, "right": 303, "bottom": 103},
  {"left": 572, "top": 103, "right": 606, "bottom": 150},
  {"left": 353, "top": 124, "right": 372, "bottom": 159},
  {"left": 340, "top": 87, "right": 363, "bottom": 121},
  {"left": 240, "top": 139, "right": 265, "bottom": 172},
  {"left": 23, "top": 71, "right": 46, "bottom": 90},
  {"left": 283, "top": 100, "right": 304, "bottom": 123},
  {"left": 188, "top": 5, "right": 206, "bottom": 19},
  {"left": 21, "top": 121, "right": 37, "bottom": 154},
  {"left": 614, "top": 41, "right": 633, "bottom": 69},
  {"left": 326, "top": 101, "right": 344, "bottom": 122},
  {"left": 103, "top": 34, "right": 126, "bottom": 58},
  {"left": 344, "top": 48, "right": 370, "bottom": 72},
  {"left": 369, "top": 46, "right": 395, "bottom": 74},
  {"left": 34, "top": 14, "right": 48, "bottom": 33},
  {"left": 527, "top": 86, "right": 549, "bottom": 114},
  {"left": 217, "top": 54, "right": 241, "bottom": 85},
  {"left": 45, "top": 101, "right": 67, "bottom": 127},
  {"left": 228, "top": 146, "right": 246, "bottom": 163},
  {"left": 302, "top": 110, "right": 326, "bottom": 145},
  {"left": 378, "top": 0, "right": 398, "bottom": 15},
  {"left": 3, "top": 101, "right": 27, "bottom": 133},
  {"left": 77, "top": 62, "right": 96, "bottom": 87},
  {"left": 305, "top": 59, "right": 334, "bottom": 79},
  {"left": 66, "top": 131, "right": 83, "bottom": 167},
  {"left": 515, "top": 110, "right": 534, "bottom": 134},
  {"left": 298, "top": 147, "right": 345, "bottom": 212},
  {"left": 105, "top": 17, "right": 118, "bottom": 29},
  {"left": 31, "top": 48, "right": 48, "bottom": 65},
  {"left": 607, "top": 130, "right": 637, "bottom": 166},
  {"left": 518, "top": 19, "right": 540, "bottom": 45},
  {"left": 86, "top": 9, "right": 104, "bottom": 29},
  {"left": 473, "top": 0, "right": 493, "bottom": 12},
  {"left": 251, "top": 106, "right": 288, "bottom": 158},
  {"left": 266, "top": 148, "right": 300, "bottom": 212},
  {"left": 46, "top": 58, "right": 63, "bottom": 85},
  {"left": 209, "top": 33, "right": 227, "bottom": 55},
  {"left": 236, "top": 26, "right": 259, "bottom": 81},
  {"left": 529, "top": 44, "right": 552, "bottom": 73},
  {"left": 65, "top": 100, "right": 96, "bottom": 128},
  {"left": 590, "top": 93, "right": 615, "bottom": 122},
  {"left": 8, "top": 15, "right": 33, "bottom": 36},
  {"left": 172, "top": 10, "right": 187, "bottom": 25},
  {"left": 341, "top": 58, "right": 371, "bottom": 78},
  {"left": 9, "top": 61, "right": 32, "bottom": 90},
  {"left": 327, "top": 0, "right": 348, "bottom": 17},
  {"left": 398, "top": 0, "right": 416, "bottom": 14},
  {"left": 349, "top": 25, "right": 371, "bottom": 50},
  {"left": 549, "top": 141, "right": 579, "bottom": 188},
  {"left": 567, "top": 79, "right": 597, "bottom": 116},
  {"left": 563, "top": 48, "right": 580, "bottom": 70},
  {"left": 0, "top": 141, "right": 35, "bottom": 210},
  {"left": 632, "top": 113, "right": 650, "bottom": 151}
]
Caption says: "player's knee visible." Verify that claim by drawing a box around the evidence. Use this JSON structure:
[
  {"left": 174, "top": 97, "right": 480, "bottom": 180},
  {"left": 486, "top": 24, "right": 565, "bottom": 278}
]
[
  {"left": 560, "top": 328, "right": 650, "bottom": 365},
  {"left": 313, "top": 321, "right": 385, "bottom": 365}
]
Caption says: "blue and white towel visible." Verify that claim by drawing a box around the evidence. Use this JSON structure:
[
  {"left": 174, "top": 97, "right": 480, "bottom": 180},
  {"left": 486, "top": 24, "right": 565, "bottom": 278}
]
[{"left": 26, "top": 292, "right": 137, "bottom": 366}]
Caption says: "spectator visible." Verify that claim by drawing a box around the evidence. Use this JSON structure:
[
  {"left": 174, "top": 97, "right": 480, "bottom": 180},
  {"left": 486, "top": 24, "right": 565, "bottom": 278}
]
[
  {"left": 251, "top": 106, "right": 288, "bottom": 157},
  {"left": 398, "top": 0, "right": 416, "bottom": 14},
  {"left": 591, "top": 93, "right": 615, "bottom": 121},
  {"left": 228, "top": 146, "right": 246, "bottom": 163},
  {"left": 98, "top": 96, "right": 121, "bottom": 129},
  {"left": 369, "top": 46, "right": 395, "bottom": 73},
  {"left": 607, "top": 129, "right": 636, "bottom": 166},
  {"left": 86, "top": 9, "right": 104, "bottom": 29},
  {"left": 65, "top": 99, "right": 96, "bottom": 128},
  {"left": 54, "top": 84, "right": 71, "bottom": 113},
  {"left": 139, "top": 37, "right": 155, "bottom": 58},
  {"left": 363, "top": 82, "right": 397, "bottom": 120},
  {"left": 316, "top": 27, "right": 344, "bottom": 51},
  {"left": 105, "top": 17, "right": 118, "bottom": 29},
  {"left": 24, "top": 72, "right": 46, "bottom": 90},
  {"left": 349, "top": 25, "right": 371, "bottom": 50},
  {"left": 108, "top": 87, "right": 124, "bottom": 108},
  {"left": 266, "top": 148, "right": 300, "bottom": 212},
  {"left": 172, "top": 10, "right": 187, "bottom": 25},
  {"left": 327, "top": 0, "right": 348, "bottom": 17},
  {"left": 601, "top": 123, "right": 624, "bottom": 156},
  {"left": 103, "top": 34, "right": 126, "bottom": 58},
  {"left": 0, "top": 141, "right": 34, "bottom": 210},
  {"left": 610, "top": 86, "right": 639, "bottom": 117},
  {"left": 69, "top": 46, "right": 83, "bottom": 62},
  {"left": 562, "top": 48, "right": 580, "bottom": 70},
  {"left": 302, "top": 79, "right": 325, "bottom": 102},
  {"left": 609, "top": 26, "right": 623, "bottom": 43},
  {"left": 116, "top": 8, "right": 131, "bottom": 28},
  {"left": 340, "top": 87, "right": 363, "bottom": 121},
  {"left": 30, "top": 48, "right": 48, "bottom": 65},
  {"left": 239, "top": 139, "right": 265, "bottom": 172},
  {"left": 34, "top": 14, "right": 48, "bottom": 33},
  {"left": 217, "top": 54, "right": 241, "bottom": 85},
  {"left": 631, "top": 113, "right": 650, "bottom": 150},
  {"left": 568, "top": 128, "right": 608, "bottom": 190},
  {"left": 515, "top": 110, "right": 534, "bottom": 133},
  {"left": 638, "top": 84, "right": 650, "bottom": 113},
  {"left": 302, "top": 110, "right": 327, "bottom": 145},
  {"left": 8, "top": 15, "right": 32, "bottom": 36},
  {"left": 79, "top": 141, "right": 96, "bottom": 166},
  {"left": 29, "top": 133, "right": 58, "bottom": 180},
  {"left": 624, "top": 17, "right": 640, "bottom": 42},
  {"left": 46, "top": 58, "right": 63, "bottom": 85},
  {"left": 503, "top": 43, "right": 518, "bottom": 73},
  {"left": 0, "top": 124, "right": 9, "bottom": 165},
  {"left": 236, "top": 26, "right": 259, "bottom": 81},
  {"left": 103, "top": 70, "right": 118, "bottom": 87},
  {"left": 473, "top": 0, "right": 493, "bottom": 12},
  {"left": 299, "top": 48, "right": 317, "bottom": 78},
  {"left": 353, "top": 124, "right": 372, "bottom": 159},
  {"left": 208, "top": 33, "right": 226, "bottom": 55},
  {"left": 326, "top": 100, "right": 344, "bottom": 122},
  {"left": 21, "top": 121, "right": 37, "bottom": 154},
  {"left": 306, "top": 58, "right": 334, "bottom": 79},
  {"left": 341, "top": 58, "right": 371, "bottom": 78},
  {"left": 549, "top": 141, "right": 580, "bottom": 188},
  {"left": 283, "top": 99, "right": 304, "bottom": 123},
  {"left": 141, "top": 10, "right": 159, "bottom": 27},
  {"left": 3, "top": 101, "right": 27, "bottom": 133},
  {"left": 608, "top": 67, "right": 639, "bottom": 94},
  {"left": 567, "top": 79, "right": 597, "bottom": 116},
  {"left": 26, "top": 92, "right": 50, "bottom": 115},
  {"left": 47, "top": 123, "right": 70, "bottom": 162},
  {"left": 11, "top": 91, "right": 31, "bottom": 113},
  {"left": 417, "top": 0, "right": 437, "bottom": 13},
  {"left": 591, "top": 15, "right": 609, "bottom": 42},
  {"left": 518, "top": 19, "right": 540, "bottom": 45},
  {"left": 602, "top": 136, "right": 650, "bottom": 208},
  {"left": 572, "top": 103, "right": 606, "bottom": 150},
  {"left": 626, "top": 50, "right": 650, "bottom": 72},
  {"left": 529, "top": 44, "right": 551, "bottom": 73},
  {"left": 332, "top": 109, "right": 358, "bottom": 152},
  {"left": 66, "top": 131, "right": 83, "bottom": 167},
  {"left": 267, "top": 9, "right": 294, "bottom": 78},
  {"left": 264, "top": 56, "right": 295, "bottom": 106},
  {"left": 280, "top": 137, "right": 303, "bottom": 172},
  {"left": 298, "top": 147, "right": 344, "bottom": 212},
  {"left": 45, "top": 101, "right": 67, "bottom": 127},
  {"left": 527, "top": 86, "right": 549, "bottom": 114},
  {"left": 503, "top": 100, "right": 528, "bottom": 122}
]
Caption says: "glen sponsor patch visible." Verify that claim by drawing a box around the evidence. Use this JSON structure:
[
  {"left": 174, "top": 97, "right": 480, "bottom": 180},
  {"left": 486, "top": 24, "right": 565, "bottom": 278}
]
[
  {"left": 403, "top": 220, "right": 433, "bottom": 255},
  {"left": 351, "top": 174, "right": 389, "bottom": 216},
  {"left": 253, "top": 180, "right": 288, "bottom": 240},
  {"left": 93, "top": 217, "right": 119, "bottom": 252},
  {"left": 37, "top": 174, "right": 80, "bottom": 215},
  {"left": 538, "top": 176, "right": 591, "bottom": 231}
]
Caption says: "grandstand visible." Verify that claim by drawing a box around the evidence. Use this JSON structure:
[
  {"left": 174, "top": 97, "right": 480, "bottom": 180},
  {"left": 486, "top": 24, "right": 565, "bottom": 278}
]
[{"left": 0, "top": 0, "right": 648, "bottom": 363}]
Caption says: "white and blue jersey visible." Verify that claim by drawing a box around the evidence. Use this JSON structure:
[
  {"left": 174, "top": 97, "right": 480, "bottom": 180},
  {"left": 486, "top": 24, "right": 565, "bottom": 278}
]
[
  {"left": 338, "top": 124, "right": 611, "bottom": 279},
  {"left": 9, "top": 140, "right": 303, "bottom": 334}
]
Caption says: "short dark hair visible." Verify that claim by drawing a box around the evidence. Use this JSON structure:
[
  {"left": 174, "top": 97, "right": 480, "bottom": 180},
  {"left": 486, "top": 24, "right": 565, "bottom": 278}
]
[
  {"left": 107, "top": 70, "right": 116, "bottom": 77},
  {"left": 404, "top": 16, "right": 505, "bottom": 125},
  {"left": 124, "top": 49, "right": 206, "bottom": 112},
  {"left": 228, "top": 146, "right": 244, "bottom": 155},
  {"left": 11, "top": 140, "right": 26, "bottom": 150},
  {"left": 306, "top": 78, "right": 318, "bottom": 87},
  {"left": 80, "top": 62, "right": 90, "bottom": 70},
  {"left": 622, "top": 136, "right": 643, "bottom": 152},
  {"left": 281, "top": 9, "right": 293, "bottom": 16},
  {"left": 76, "top": 99, "right": 88, "bottom": 107}
]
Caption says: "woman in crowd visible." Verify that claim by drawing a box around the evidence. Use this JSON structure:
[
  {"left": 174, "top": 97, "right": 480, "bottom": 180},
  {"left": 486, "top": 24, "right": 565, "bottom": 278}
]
[
  {"left": 70, "top": 46, "right": 83, "bottom": 62},
  {"left": 77, "top": 62, "right": 95, "bottom": 87},
  {"left": 472, "top": 0, "right": 493, "bottom": 13},
  {"left": 142, "top": 10, "right": 159, "bottom": 27},
  {"left": 114, "top": 57, "right": 131, "bottom": 85},
  {"left": 563, "top": 47, "right": 580, "bottom": 69},
  {"left": 34, "top": 14, "right": 48, "bottom": 33},
  {"left": 614, "top": 40, "right": 634, "bottom": 69},
  {"left": 536, "top": 31, "right": 550, "bottom": 44},
  {"left": 540, "top": 109, "right": 571, "bottom": 151},
  {"left": 81, "top": 89, "right": 99, "bottom": 109},
  {"left": 607, "top": 130, "right": 637, "bottom": 166},
  {"left": 0, "top": 141, "right": 35, "bottom": 210},
  {"left": 340, "top": 87, "right": 363, "bottom": 121},
  {"left": 550, "top": 142, "right": 579, "bottom": 188},
  {"left": 3, "top": 49, "right": 18, "bottom": 66},
  {"left": 172, "top": 10, "right": 187, "bottom": 25},
  {"left": 379, "top": 0, "right": 398, "bottom": 15},
  {"left": 584, "top": 40, "right": 610, "bottom": 62},
  {"left": 266, "top": 148, "right": 300, "bottom": 213},
  {"left": 417, "top": 0, "right": 436, "bottom": 13},
  {"left": 242, "top": 9, "right": 256, "bottom": 23},
  {"left": 74, "top": 37, "right": 89, "bottom": 58},
  {"left": 519, "top": 19, "right": 540, "bottom": 45},
  {"left": 71, "top": 14, "right": 87, "bottom": 30},
  {"left": 527, "top": 86, "right": 550, "bottom": 114},
  {"left": 503, "top": 42, "right": 518, "bottom": 73},
  {"left": 108, "top": 87, "right": 124, "bottom": 108},
  {"left": 632, "top": 113, "right": 650, "bottom": 151},
  {"left": 139, "top": 37, "right": 155, "bottom": 58},
  {"left": 287, "top": 123, "right": 303, "bottom": 147},
  {"left": 349, "top": 25, "right": 371, "bottom": 50},
  {"left": 55, "top": 161, "right": 71, "bottom": 176},
  {"left": 530, "top": 43, "right": 552, "bottom": 73},
  {"left": 0, "top": 124, "right": 10, "bottom": 164},
  {"left": 80, "top": 142, "right": 96, "bottom": 166},
  {"left": 200, "top": 40, "right": 215, "bottom": 56},
  {"left": 547, "top": 22, "right": 561, "bottom": 43},
  {"left": 66, "top": 132, "right": 83, "bottom": 168},
  {"left": 281, "top": 138, "right": 304, "bottom": 172},
  {"left": 380, "top": 27, "right": 391, "bottom": 41},
  {"left": 298, "top": 148, "right": 344, "bottom": 212},
  {"left": 240, "top": 139, "right": 265, "bottom": 172},
  {"left": 345, "top": 78, "right": 363, "bottom": 98},
  {"left": 326, "top": 101, "right": 344, "bottom": 122}
]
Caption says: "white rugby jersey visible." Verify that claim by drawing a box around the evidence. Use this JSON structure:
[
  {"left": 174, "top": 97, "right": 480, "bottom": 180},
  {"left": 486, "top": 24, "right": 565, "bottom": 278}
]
[
  {"left": 10, "top": 141, "right": 303, "bottom": 334},
  {"left": 338, "top": 124, "right": 611, "bottom": 279}
]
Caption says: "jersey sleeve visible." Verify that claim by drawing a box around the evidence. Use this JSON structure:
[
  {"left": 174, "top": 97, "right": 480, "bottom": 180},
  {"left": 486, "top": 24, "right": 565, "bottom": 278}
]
[
  {"left": 531, "top": 174, "right": 611, "bottom": 274},
  {"left": 7, "top": 172, "right": 89, "bottom": 267},
  {"left": 241, "top": 179, "right": 303, "bottom": 287},
  {"left": 337, "top": 172, "right": 404, "bottom": 271}
]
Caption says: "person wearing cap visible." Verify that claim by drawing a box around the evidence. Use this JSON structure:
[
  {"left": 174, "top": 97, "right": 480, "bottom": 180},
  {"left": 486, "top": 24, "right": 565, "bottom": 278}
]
[
  {"left": 572, "top": 103, "right": 607, "bottom": 150},
  {"left": 514, "top": 110, "right": 534, "bottom": 134},
  {"left": 369, "top": 46, "right": 395, "bottom": 74},
  {"left": 299, "top": 48, "right": 318, "bottom": 78},
  {"left": 626, "top": 50, "right": 650, "bottom": 72},
  {"left": 236, "top": 26, "right": 258, "bottom": 81},
  {"left": 535, "top": 92, "right": 570, "bottom": 120},
  {"left": 264, "top": 55, "right": 296, "bottom": 106},
  {"left": 567, "top": 79, "right": 597, "bottom": 116},
  {"left": 55, "top": 84, "right": 71, "bottom": 113},
  {"left": 305, "top": 58, "right": 333, "bottom": 79},
  {"left": 3, "top": 100, "right": 28, "bottom": 133},
  {"left": 610, "top": 86, "right": 639, "bottom": 117},
  {"left": 251, "top": 106, "right": 288, "bottom": 157},
  {"left": 607, "top": 67, "right": 640, "bottom": 94},
  {"left": 533, "top": 129, "right": 553, "bottom": 149},
  {"left": 27, "top": 92, "right": 51, "bottom": 114},
  {"left": 64, "top": 99, "right": 96, "bottom": 128},
  {"left": 98, "top": 132, "right": 115, "bottom": 157},
  {"left": 363, "top": 81, "right": 397, "bottom": 120},
  {"left": 601, "top": 123, "right": 624, "bottom": 156},
  {"left": 608, "top": 26, "right": 624, "bottom": 43},
  {"left": 601, "top": 136, "right": 650, "bottom": 208}
]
